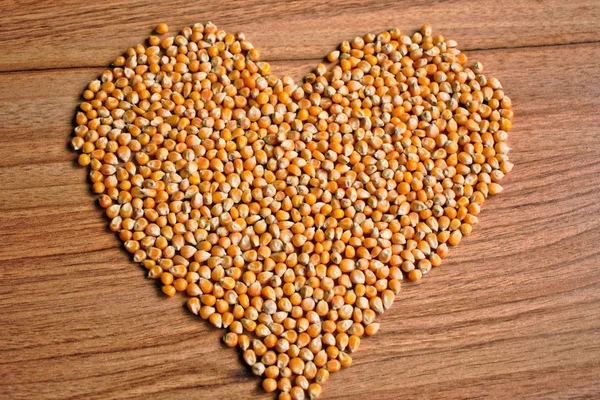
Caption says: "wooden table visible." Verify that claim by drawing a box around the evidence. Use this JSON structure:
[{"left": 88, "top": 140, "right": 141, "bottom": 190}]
[{"left": 1, "top": 1, "right": 599, "bottom": 398}]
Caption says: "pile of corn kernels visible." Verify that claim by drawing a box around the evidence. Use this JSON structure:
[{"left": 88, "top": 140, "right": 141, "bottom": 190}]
[{"left": 72, "top": 22, "right": 513, "bottom": 399}]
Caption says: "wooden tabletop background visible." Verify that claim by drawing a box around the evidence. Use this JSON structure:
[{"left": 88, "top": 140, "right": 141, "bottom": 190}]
[{"left": 1, "top": 1, "right": 599, "bottom": 399}]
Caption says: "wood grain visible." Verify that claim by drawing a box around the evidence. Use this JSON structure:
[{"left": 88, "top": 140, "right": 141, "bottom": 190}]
[
  {"left": 1, "top": 0, "right": 600, "bottom": 72},
  {"left": 1, "top": 1, "right": 599, "bottom": 399}
]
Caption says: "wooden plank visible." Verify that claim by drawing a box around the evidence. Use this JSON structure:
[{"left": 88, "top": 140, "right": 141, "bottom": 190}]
[
  {"left": 0, "top": 0, "right": 599, "bottom": 72},
  {"left": 1, "top": 39, "right": 599, "bottom": 399}
]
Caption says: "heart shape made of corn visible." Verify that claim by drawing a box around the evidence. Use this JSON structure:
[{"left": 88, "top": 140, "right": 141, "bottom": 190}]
[{"left": 72, "top": 22, "right": 514, "bottom": 400}]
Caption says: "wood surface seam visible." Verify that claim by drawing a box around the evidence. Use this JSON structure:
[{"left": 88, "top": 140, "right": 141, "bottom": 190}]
[{"left": 0, "top": 39, "right": 598, "bottom": 76}]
